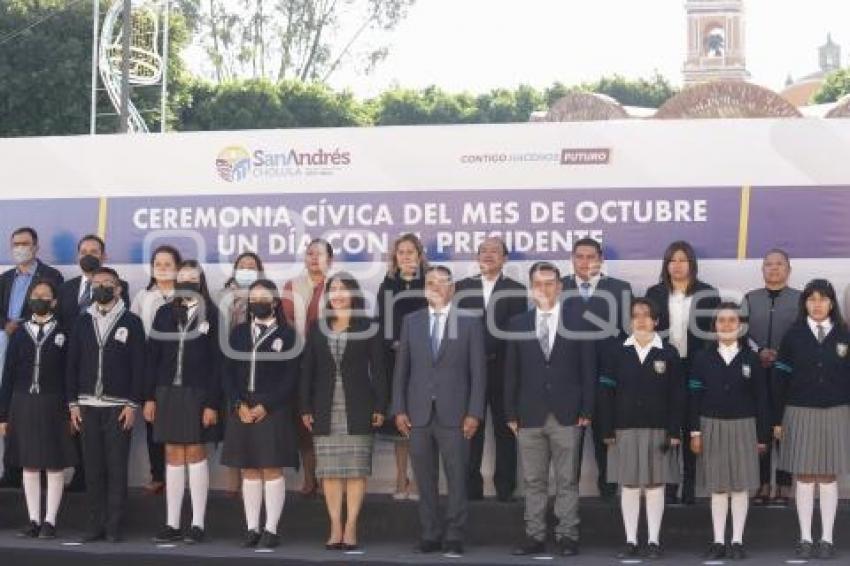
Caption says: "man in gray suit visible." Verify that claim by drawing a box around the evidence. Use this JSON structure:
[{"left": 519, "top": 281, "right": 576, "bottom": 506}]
[{"left": 393, "top": 265, "right": 487, "bottom": 557}]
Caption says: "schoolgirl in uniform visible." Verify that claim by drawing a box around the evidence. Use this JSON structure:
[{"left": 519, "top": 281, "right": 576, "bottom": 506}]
[
  {"left": 689, "top": 302, "right": 770, "bottom": 560},
  {"left": 221, "top": 279, "right": 299, "bottom": 550},
  {"left": 774, "top": 279, "right": 850, "bottom": 560},
  {"left": 144, "top": 260, "right": 222, "bottom": 544},
  {"left": 599, "top": 297, "right": 685, "bottom": 560},
  {"left": 0, "top": 279, "right": 76, "bottom": 539}
]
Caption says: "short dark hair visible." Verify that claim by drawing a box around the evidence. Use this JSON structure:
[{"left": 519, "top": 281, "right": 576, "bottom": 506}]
[
  {"left": 308, "top": 238, "right": 334, "bottom": 259},
  {"left": 77, "top": 234, "right": 106, "bottom": 253},
  {"left": 528, "top": 261, "right": 561, "bottom": 282},
  {"left": 29, "top": 278, "right": 58, "bottom": 300},
  {"left": 425, "top": 265, "right": 453, "bottom": 281},
  {"left": 11, "top": 227, "right": 38, "bottom": 244},
  {"left": 92, "top": 266, "right": 120, "bottom": 283},
  {"left": 631, "top": 297, "right": 659, "bottom": 321},
  {"left": 477, "top": 237, "right": 508, "bottom": 256},
  {"left": 764, "top": 248, "right": 791, "bottom": 264},
  {"left": 572, "top": 237, "right": 602, "bottom": 256}
]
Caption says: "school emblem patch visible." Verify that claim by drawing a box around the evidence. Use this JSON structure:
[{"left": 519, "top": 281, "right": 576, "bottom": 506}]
[
  {"left": 114, "top": 327, "right": 128, "bottom": 344},
  {"left": 54, "top": 333, "right": 65, "bottom": 347},
  {"left": 653, "top": 360, "right": 667, "bottom": 375},
  {"left": 198, "top": 321, "right": 210, "bottom": 335},
  {"left": 271, "top": 337, "right": 283, "bottom": 352},
  {"left": 742, "top": 363, "right": 752, "bottom": 379},
  {"left": 837, "top": 343, "right": 848, "bottom": 358}
]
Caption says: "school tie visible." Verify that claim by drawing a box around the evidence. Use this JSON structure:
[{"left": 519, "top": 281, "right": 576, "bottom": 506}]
[
  {"left": 430, "top": 312, "right": 443, "bottom": 357},
  {"left": 580, "top": 281, "right": 592, "bottom": 302},
  {"left": 538, "top": 312, "right": 552, "bottom": 359},
  {"left": 817, "top": 324, "right": 826, "bottom": 344},
  {"left": 36, "top": 323, "right": 44, "bottom": 342},
  {"left": 255, "top": 324, "right": 268, "bottom": 344}
]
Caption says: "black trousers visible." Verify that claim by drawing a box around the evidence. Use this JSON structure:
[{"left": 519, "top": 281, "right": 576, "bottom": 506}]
[
  {"left": 759, "top": 443, "right": 793, "bottom": 487},
  {"left": 145, "top": 422, "right": 165, "bottom": 483},
  {"left": 667, "top": 357, "right": 695, "bottom": 500},
  {"left": 468, "top": 360, "right": 517, "bottom": 499},
  {"left": 80, "top": 406, "right": 132, "bottom": 536}
]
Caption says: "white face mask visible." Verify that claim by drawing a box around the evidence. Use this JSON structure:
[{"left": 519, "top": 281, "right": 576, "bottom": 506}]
[
  {"left": 234, "top": 268, "right": 258, "bottom": 288},
  {"left": 11, "top": 245, "right": 34, "bottom": 265}
]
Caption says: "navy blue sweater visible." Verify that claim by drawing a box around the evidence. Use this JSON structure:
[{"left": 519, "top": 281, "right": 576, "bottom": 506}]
[
  {"left": 773, "top": 321, "right": 850, "bottom": 418},
  {"left": 688, "top": 346, "right": 771, "bottom": 443},
  {"left": 598, "top": 338, "right": 685, "bottom": 439}
]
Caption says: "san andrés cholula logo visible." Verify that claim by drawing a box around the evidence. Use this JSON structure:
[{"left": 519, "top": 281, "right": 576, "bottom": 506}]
[{"left": 216, "top": 144, "right": 352, "bottom": 182}]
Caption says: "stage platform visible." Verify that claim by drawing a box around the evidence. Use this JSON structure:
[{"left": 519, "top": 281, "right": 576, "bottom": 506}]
[{"left": 0, "top": 489, "right": 844, "bottom": 565}]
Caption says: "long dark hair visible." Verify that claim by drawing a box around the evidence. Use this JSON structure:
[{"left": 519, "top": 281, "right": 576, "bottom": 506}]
[
  {"left": 323, "top": 271, "right": 366, "bottom": 329},
  {"left": 660, "top": 240, "right": 698, "bottom": 295},
  {"left": 710, "top": 301, "right": 748, "bottom": 349},
  {"left": 177, "top": 260, "right": 213, "bottom": 308},
  {"left": 798, "top": 279, "right": 844, "bottom": 327},
  {"left": 146, "top": 245, "right": 182, "bottom": 291},
  {"left": 224, "top": 252, "right": 266, "bottom": 289}
]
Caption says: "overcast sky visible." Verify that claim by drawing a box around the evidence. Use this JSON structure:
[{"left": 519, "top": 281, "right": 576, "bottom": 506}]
[{"left": 318, "top": 0, "right": 850, "bottom": 97}]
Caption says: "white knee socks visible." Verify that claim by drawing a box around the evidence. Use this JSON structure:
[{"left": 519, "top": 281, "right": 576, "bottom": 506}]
[
  {"left": 263, "top": 477, "right": 286, "bottom": 535},
  {"left": 621, "top": 487, "right": 641, "bottom": 544},
  {"left": 730, "top": 491, "right": 748, "bottom": 544},
  {"left": 188, "top": 460, "right": 210, "bottom": 529},
  {"left": 819, "top": 481, "right": 838, "bottom": 544},
  {"left": 711, "top": 493, "right": 729, "bottom": 544},
  {"left": 22, "top": 470, "right": 41, "bottom": 523},
  {"left": 645, "top": 486, "right": 665, "bottom": 545},
  {"left": 796, "top": 481, "right": 815, "bottom": 543},
  {"left": 165, "top": 464, "right": 186, "bottom": 529},
  {"left": 242, "top": 478, "right": 263, "bottom": 532},
  {"left": 44, "top": 471, "right": 65, "bottom": 526}
]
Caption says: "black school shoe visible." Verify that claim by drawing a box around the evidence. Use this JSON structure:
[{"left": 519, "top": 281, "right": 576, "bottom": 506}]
[
  {"left": 646, "top": 542, "right": 664, "bottom": 559},
  {"left": 617, "top": 542, "right": 640, "bottom": 559},
  {"left": 556, "top": 537, "right": 579, "bottom": 556},
  {"left": 184, "top": 526, "right": 205, "bottom": 544},
  {"left": 38, "top": 522, "right": 57, "bottom": 539},
  {"left": 153, "top": 525, "right": 183, "bottom": 544},
  {"left": 17, "top": 521, "right": 40, "bottom": 538},
  {"left": 258, "top": 530, "right": 280, "bottom": 549},
  {"left": 795, "top": 540, "right": 814, "bottom": 559},
  {"left": 729, "top": 542, "right": 747, "bottom": 560},
  {"left": 704, "top": 542, "right": 727, "bottom": 559},
  {"left": 817, "top": 540, "right": 835, "bottom": 559},
  {"left": 241, "top": 529, "right": 262, "bottom": 548},
  {"left": 512, "top": 537, "right": 546, "bottom": 556}
]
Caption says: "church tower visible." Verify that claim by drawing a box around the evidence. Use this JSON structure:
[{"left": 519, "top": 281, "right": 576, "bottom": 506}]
[{"left": 683, "top": 0, "right": 750, "bottom": 86}]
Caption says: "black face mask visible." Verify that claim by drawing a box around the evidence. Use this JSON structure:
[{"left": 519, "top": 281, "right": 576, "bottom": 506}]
[
  {"left": 28, "top": 298, "right": 53, "bottom": 316},
  {"left": 249, "top": 302, "right": 275, "bottom": 320},
  {"left": 91, "top": 286, "right": 115, "bottom": 305},
  {"left": 175, "top": 281, "right": 201, "bottom": 297},
  {"left": 79, "top": 254, "right": 101, "bottom": 273}
]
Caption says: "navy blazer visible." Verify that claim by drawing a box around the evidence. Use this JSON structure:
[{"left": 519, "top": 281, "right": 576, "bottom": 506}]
[
  {"left": 57, "top": 275, "right": 131, "bottom": 334},
  {"left": 561, "top": 274, "right": 633, "bottom": 339},
  {"left": 503, "top": 306, "right": 597, "bottom": 428},
  {"left": 455, "top": 273, "right": 528, "bottom": 364}
]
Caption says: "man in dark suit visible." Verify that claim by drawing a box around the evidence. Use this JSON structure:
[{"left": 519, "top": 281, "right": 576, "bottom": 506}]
[
  {"left": 455, "top": 237, "right": 528, "bottom": 502},
  {"left": 0, "top": 226, "right": 64, "bottom": 488},
  {"left": 56, "top": 234, "right": 129, "bottom": 492},
  {"left": 561, "top": 237, "right": 632, "bottom": 500},
  {"left": 392, "top": 265, "right": 486, "bottom": 557},
  {"left": 58, "top": 234, "right": 130, "bottom": 334},
  {"left": 505, "top": 261, "right": 596, "bottom": 557}
]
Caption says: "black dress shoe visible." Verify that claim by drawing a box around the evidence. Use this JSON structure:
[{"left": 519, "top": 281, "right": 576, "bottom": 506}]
[
  {"left": 17, "top": 521, "right": 40, "bottom": 538},
  {"left": 512, "top": 537, "right": 545, "bottom": 556},
  {"left": 817, "top": 540, "right": 835, "bottom": 559},
  {"left": 153, "top": 525, "right": 183, "bottom": 544},
  {"left": 729, "top": 542, "right": 747, "bottom": 560},
  {"left": 704, "top": 542, "right": 726, "bottom": 559},
  {"left": 325, "top": 542, "right": 344, "bottom": 550},
  {"left": 646, "top": 542, "right": 663, "bottom": 559},
  {"left": 443, "top": 540, "right": 464, "bottom": 556},
  {"left": 81, "top": 530, "right": 106, "bottom": 543},
  {"left": 38, "top": 522, "right": 57, "bottom": 539},
  {"left": 342, "top": 543, "right": 360, "bottom": 552},
  {"left": 796, "top": 540, "right": 814, "bottom": 559},
  {"left": 617, "top": 543, "right": 640, "bottom": 559},
  {"left": 241, "top": 529, "right": 262, "bottom": 548},
  {"left": 185, "top": 526, "right": 205, "bottom": 544},
  {"left": 556, "top": 537, "right": 579, "bottom": 556},
  {"left": 413, "top": 539, "right": 442, "bottom": 554},
  {"left": 258, "top": 530, "right": 280, "bottom": 549}
]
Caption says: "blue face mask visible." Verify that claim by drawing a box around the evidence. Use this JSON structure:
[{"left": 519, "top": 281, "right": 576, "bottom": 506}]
[{"left": 234, "top": 268, "right": 258, "bottom": 288}]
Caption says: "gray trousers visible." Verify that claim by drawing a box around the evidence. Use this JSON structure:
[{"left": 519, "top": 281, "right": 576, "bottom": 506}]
[
  {"left": 518, "top": 414, "right": 582, "bottom": 541},
  {"left": 409, "top": 411, "right": 470, "bottom": 542}
]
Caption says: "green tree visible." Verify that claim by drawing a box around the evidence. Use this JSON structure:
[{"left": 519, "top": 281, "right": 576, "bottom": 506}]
[
  {"left": 0, "top": 0, "right": 192, "bottom": 136},
  {"left": 813, "top": 68, "right": 850, "bottom": 104}
]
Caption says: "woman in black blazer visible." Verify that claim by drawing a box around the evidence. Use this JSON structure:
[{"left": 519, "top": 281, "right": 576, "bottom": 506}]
[
  {"left": 301, "top": 272, "right": 388, "bottom": 551},
  {"left": 645, "top": 240, "right": 720, "bottom": 505}
]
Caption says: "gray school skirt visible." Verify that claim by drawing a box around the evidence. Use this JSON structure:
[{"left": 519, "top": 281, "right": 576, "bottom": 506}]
[
  {"left": 607, "top": 428, "right": 679, "bottom": 487},
  {"left": 697, "top": 417, "right": 760, "bottom": 493},
  {"left": 779, "top": 405, "right": 850, "bottom": 475}
]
